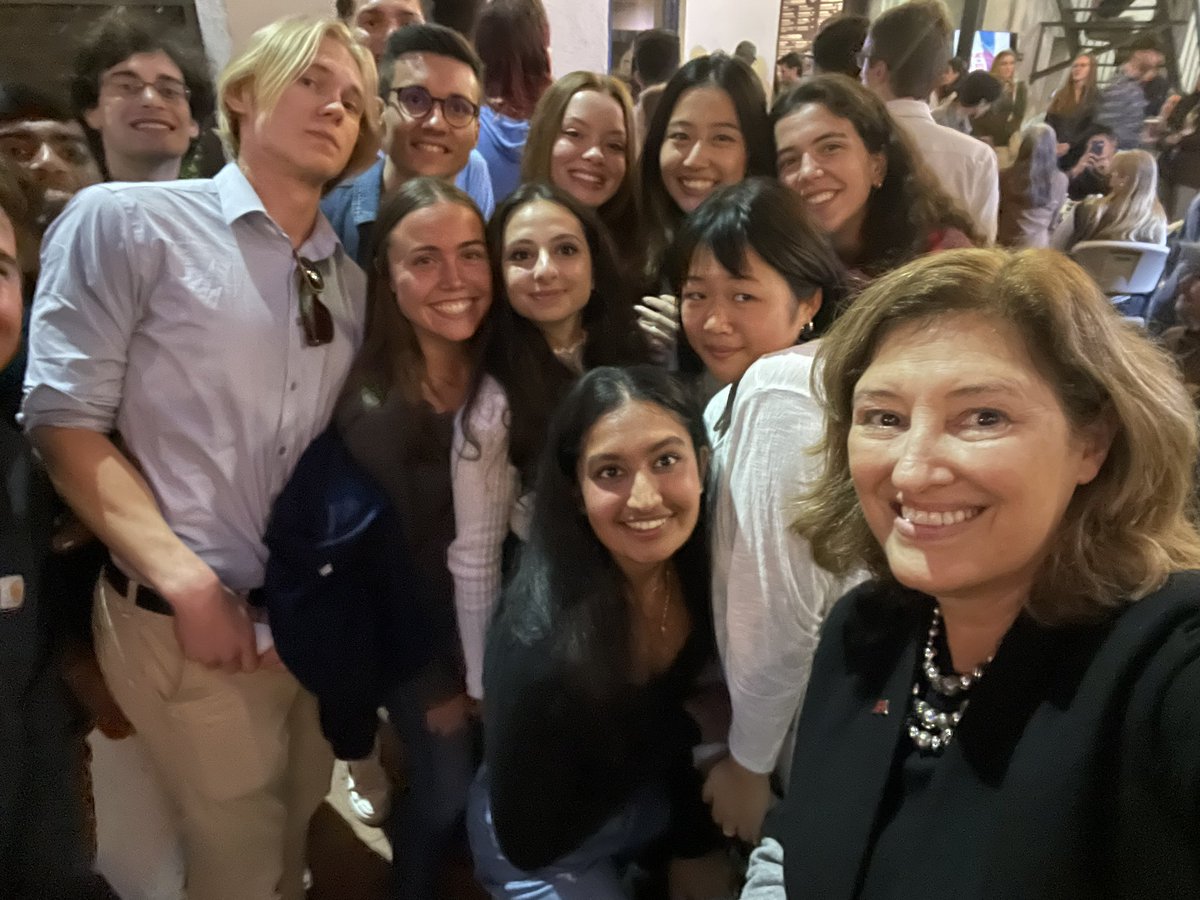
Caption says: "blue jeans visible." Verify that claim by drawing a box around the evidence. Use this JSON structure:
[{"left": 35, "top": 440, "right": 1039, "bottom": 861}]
[
  {"left": 383, "top": 678, "right": 480, "bottom": 899},
  {"left": 467, "top": 766, "right": 671, "bottom": 900}
]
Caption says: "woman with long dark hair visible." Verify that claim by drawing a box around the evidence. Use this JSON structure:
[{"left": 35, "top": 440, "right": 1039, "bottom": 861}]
[
  {"left": 449, "top": 181, "right": 648, "bottom": 705},
  {"left": 638, "top": 53, "right": 774, "bottom": 285},
  {"left": 1046, "top": 53, "right": 1099, "bottom": 161},
  {"left": 772, "top": 75, "right": 977, "bottom": 280},
  {"left": 467, "top": 365, "right": 731, "bottom": 899},
  {"left": 672, "top": 177, "right": 860, "bottom": 843},
  {"left": 335, "top": 176, "right": 494, "bottom": 898}
]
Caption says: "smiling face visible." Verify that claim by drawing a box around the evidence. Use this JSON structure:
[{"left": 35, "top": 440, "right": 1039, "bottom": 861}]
[
  {"left": 84, "top": 50, "right": 199, "bottom": 171},
  {"left": 658, "top": 86, "right": 748, "bottom": 213},
  {"left": 387, "top": 199, "right": 491, "bottom": 349},
  {"left": 549, "top": 89, "right": 628, "bottom": 209},
  {"left": 383, "top": 52, "right": 480, "bottom": 181},
  {"left": 231, "top": 36, "right": 366, "bottom": 186},
  {"left": 579, "top": 399, "right": 705, "bottom": 578},
  {"left": 680, "top": 245, "right": 821, "bottom": 385},
  {"left": 848, "top": 313, "right": 1109, "bottom": 608},
  {"left": 501, "top": 198, "right": 593, "bottom": 347},
  {"left": 775, "top": 103, "right": 884, "bottom": 258}
]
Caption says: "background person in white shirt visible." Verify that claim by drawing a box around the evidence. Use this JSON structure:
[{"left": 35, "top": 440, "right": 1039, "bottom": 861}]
[{"left": 859, "top": 0, "right": 999, "bottom": 243}]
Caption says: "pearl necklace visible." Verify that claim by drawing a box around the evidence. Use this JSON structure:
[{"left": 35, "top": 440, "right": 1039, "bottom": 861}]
[{"left": 906, "top": 606, "right": 993, "bottom": 754}]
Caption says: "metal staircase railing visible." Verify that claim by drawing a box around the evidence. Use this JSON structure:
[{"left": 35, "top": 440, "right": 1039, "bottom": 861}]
[{"left": 1028, "top": 0, "right": 1190, "bottom": 89}]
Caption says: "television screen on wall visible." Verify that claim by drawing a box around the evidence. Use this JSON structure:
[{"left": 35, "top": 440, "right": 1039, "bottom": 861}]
[{"left": 953, "top": 30, "right": 1017, "bottom": 71}]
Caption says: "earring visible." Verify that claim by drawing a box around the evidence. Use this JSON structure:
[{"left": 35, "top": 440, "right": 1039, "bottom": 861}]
[{"left": 799, "top": 320, "right": 815, "bottom": 340}]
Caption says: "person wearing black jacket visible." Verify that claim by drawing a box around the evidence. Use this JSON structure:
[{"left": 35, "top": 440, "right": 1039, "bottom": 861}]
[{"left": 468, "top": 366, "right": 729, "bottom": 898}]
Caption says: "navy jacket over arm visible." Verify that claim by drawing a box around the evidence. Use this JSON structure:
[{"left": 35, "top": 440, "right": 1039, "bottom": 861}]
[{"left": 263, "top": 427, "right": 437, "bottom": 759}]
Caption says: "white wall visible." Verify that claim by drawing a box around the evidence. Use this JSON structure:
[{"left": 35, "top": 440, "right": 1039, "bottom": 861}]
[
  {"left": 196, "top": 0, "right": 335, "bottom": 74},
  {"left": 682, "top": 0, "right": 780, "bottom": 93},
  {"left": 544, "top": 0, "right": 612, "bottom": 77}
]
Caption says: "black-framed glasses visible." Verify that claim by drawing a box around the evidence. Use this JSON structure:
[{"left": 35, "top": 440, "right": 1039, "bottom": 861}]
[
  {"left": 389, "top": 85, "right": 479, "bottom": 128},
  {"left": 294, "top": 253, "right": 333, "bottom": 347},
  {"left": 103, "top": 73, "right": 191, "bottom": 105}
]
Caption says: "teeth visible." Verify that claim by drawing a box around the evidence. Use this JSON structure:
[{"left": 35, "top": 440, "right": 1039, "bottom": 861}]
[
  {"left": 133, "top": 122, "right": 170, "bottom": 130},
  {"left": 900, "top": 506, "right": 980, "bottom": 526},
  {"left": 432, "top": 300, "right": 471, "bottom": 315},
  {"left": 625, "top": 518, "right": 667, "bottom": 531},
  {"left": 680, "top": 178, "right": 715, "bottom": 191},
  {"left": 805, "top": 190, "right": 836, "bottom": 205},
  {"left": 415, "top": 142, "right": 448, "bottom": 153},
  {"left": 572, "top": 171, "right": 604, "bottom": 186}
]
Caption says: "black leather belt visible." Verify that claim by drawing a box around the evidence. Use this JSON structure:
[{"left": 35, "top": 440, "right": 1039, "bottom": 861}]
[
  {"left": 104, "top": 566, "right": 174, "bottom": 615},
  {"left": 104, "top": 566, "right": 266, "bottom": 615}
]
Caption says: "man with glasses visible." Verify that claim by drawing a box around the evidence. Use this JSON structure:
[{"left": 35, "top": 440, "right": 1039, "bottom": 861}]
[
  {"left": 859, "top": 0, "right": 998, "bottom": 243},
  {"left": 323, "top": 22, "right": 493, "bottom": 268},
  {"left": 70, "top": 12, "right": 215, "bottom": 183},
  {"left": 22, "top": 18, "right": 381, "bottom": 900}
]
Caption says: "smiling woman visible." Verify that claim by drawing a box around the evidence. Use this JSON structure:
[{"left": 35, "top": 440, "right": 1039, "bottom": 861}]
[
  {"left": 752, "top": 247, "right": 1200, "bottom": 899},
  {"left": 467, "top": 365, "right": 732, "bottom": 899}
]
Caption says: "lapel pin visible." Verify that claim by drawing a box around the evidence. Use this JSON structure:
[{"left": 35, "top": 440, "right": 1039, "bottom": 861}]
[{"left": 872, "top": 699, "right": 890, "bottom": 716}]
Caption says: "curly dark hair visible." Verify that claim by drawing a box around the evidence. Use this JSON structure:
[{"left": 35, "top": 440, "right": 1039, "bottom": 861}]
[{"left": 772, "top": 75, "right": 979, "bottom": 276}]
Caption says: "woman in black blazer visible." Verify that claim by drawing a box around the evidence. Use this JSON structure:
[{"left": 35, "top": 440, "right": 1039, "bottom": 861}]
[{"left": 744, "top": 247, "right": 1200, "bottom": 898}]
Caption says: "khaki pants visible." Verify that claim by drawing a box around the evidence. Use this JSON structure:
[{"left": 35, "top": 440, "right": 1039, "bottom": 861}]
[{"left": 94, "top": 577, "right": 333, "bottom": 900}]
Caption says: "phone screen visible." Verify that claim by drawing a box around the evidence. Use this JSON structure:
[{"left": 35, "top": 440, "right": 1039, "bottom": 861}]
[{"left": 1089, "top": 139, "right": 1105, "bottom": 156}]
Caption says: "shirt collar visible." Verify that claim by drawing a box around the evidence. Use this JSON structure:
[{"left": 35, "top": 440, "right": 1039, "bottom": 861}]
[
  {"left": 886, "top": 98, "right": 934, "bottom": 121},
  {"left": 213, "top": 161, "right": 342, "bottom": 262}
]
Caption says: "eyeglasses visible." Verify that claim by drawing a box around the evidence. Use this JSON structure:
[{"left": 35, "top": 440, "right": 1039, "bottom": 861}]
[
  {"left": 103, "top": 73, "right": 191, "bottom": 105},
  {"left": 294, "top": 253, "right": 333, "bottom": 347},
  {"left": 389, "top": 85, "right": 479, "bottom": 128}
]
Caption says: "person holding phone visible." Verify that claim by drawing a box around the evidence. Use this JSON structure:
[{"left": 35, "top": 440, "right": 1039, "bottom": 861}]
[{"left": 1066, "top": 124, "right": 1116, "bottom": 200}]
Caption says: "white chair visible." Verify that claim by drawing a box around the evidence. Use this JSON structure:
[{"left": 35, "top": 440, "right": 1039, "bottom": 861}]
[
  {"left": 1069, "top": 241, "right": 1170, "bottom": 323},
  {"left": 1069, "top": 240, "right": 1170, "bottom": 295}
]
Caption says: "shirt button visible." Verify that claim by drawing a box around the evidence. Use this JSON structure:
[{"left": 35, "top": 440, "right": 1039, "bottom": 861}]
[
  {"left": 290, "top": 381, "right": 297, "bottom": 391},
  {"left": 278, "top": 447, "right": 286, "bottom": 456}
]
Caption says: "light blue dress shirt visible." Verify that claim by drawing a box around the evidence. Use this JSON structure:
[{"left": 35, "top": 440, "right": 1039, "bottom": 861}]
[{"left": 22, "top": 163, "right": 366, "bottom": 591}]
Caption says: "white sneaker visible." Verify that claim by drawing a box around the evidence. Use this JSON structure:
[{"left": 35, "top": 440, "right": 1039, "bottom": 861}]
[{"left": 346, "top": 749, "right": 391, "bottom": 827}]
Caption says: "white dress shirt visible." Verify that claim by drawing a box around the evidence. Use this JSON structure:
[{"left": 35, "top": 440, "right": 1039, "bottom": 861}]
[{"left": 887, "top": 98, "right": 1000, "bottom": 244}]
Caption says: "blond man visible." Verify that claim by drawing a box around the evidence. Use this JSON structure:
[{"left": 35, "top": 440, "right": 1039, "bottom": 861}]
[{"left": 23, "top": 17, "right": 380, "bottom": 900}]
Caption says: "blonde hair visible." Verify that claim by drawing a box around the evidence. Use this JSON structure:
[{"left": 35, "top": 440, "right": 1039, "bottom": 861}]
[
  {"left": 1075, "top": 149, "right": 1167, "bottom": 245},
  {"left": 217, "top": 16, "right": 381, "bottom": 180},
  {"left": 795, "top": 248, "right": 1200, "bottom": 624}
]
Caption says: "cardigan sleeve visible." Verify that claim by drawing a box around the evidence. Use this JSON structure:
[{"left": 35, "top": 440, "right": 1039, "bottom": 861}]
[
  {"left": 720, "top": 370, "right": 863, "bottom": 775},
  {"left": 449, "top": 376, "right": 521, "bottom": 700}
]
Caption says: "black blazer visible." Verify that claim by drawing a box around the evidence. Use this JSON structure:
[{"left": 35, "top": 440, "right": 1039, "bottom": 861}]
[{"left": 772, "top": 573, "right": 1200, "bottom": 899}]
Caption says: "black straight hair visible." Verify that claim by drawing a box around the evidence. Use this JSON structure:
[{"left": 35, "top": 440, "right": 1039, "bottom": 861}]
[
  {"left": 638, "top": 54, "right": 774, "bottom": 284},
  {"left": 378, "top": 22, "right": 484, "bottom": 98},
  {"left": 671, "top": 176, "right": 848, "bottom": 338},
  {"left": 497, "top": 364, "right": 712, "bottom": 695},
  {"left": 463, "top": 181, "right": 649, "bottom": 489}
]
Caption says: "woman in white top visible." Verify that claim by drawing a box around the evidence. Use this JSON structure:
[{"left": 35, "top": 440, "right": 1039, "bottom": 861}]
[
  {"left": 674, "top": 177, "right": 860, "bottom": 843},
  {"left": 449, "top": 181, "right": 648, "bottom": 700}
]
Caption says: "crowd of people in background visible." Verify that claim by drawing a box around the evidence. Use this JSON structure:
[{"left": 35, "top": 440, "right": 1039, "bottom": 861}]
[{"left": 3, "top": 1, "right": 1200, "bottom": 899}]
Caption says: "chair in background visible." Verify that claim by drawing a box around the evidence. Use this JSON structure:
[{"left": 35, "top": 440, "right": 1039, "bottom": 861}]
[{"left": 1069, "top": 240, "right": 1170, "bottom": 322}]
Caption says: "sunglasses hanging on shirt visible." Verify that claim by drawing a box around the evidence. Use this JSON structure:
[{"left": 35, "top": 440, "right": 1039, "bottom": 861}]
[{"left": 294, "top": 251, "right": 333, "bottom": 347}]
